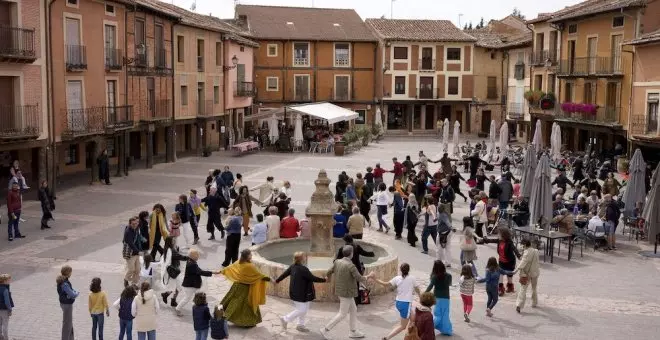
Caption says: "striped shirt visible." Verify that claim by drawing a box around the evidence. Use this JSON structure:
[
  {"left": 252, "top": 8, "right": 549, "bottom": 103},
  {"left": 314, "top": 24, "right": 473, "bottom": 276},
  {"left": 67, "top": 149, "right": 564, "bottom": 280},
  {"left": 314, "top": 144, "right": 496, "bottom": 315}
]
[{"left": 459, "top": 276, "right": 475, "bottom": 295}]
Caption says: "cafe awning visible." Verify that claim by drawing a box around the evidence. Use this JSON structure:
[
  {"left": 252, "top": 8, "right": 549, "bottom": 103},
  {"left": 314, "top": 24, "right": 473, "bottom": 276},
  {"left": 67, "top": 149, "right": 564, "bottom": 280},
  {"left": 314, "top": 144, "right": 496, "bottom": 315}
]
[{"left": 246, "top": 102, "right": 358, "bottom": 124}]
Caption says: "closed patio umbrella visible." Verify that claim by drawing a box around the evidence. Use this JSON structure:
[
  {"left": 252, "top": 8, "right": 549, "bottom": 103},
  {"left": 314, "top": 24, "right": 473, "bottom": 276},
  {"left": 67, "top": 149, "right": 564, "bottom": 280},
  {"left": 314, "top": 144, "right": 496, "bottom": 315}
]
[
  {"left": 293, "top": 114, "right": 303, "bottom": 148},
  {"left": 442, "top": 118, "right": 450, "bottom": 152},
  {"left": 269, "top": 116, "right": 279, "bottom": 144},
  {"left": 622, "top": 149, "right": 647, "bottom": 217},
  {"left": 532, "top": 119, "right": 542, "bottom": 153},
  {"left": 642, "top": 165, "right": 659, "bottom": 245},
  {"left": 529, "top": 154, "right": 553, "bottom": 226},
  {"left": 489, "top": 120, "right": 496, "bottom": 154},
  {"left": 452, "top": 120, "right": 460, "bottom": 156},
  {"left": 520, "top": 145, "right": 537, "bottom": 199},
  {"left": 499, "top": 122, "right": 508, "bottom": 150},
  {"left": 374, "top": 107, "right": 383, "bottom": 131},
  {"left": 551, "top": 123, "right": 562, "bottom": 162}
]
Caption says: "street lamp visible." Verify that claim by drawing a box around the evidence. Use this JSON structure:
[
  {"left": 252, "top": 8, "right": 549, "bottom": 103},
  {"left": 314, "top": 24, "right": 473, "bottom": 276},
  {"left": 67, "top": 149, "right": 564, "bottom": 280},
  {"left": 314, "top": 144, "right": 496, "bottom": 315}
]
[
  {"left": 122, "top": 43, "right": 146, "bottom": 65},
  {"left": 223, "top": 55, "right": 239, "bottom": 71}
]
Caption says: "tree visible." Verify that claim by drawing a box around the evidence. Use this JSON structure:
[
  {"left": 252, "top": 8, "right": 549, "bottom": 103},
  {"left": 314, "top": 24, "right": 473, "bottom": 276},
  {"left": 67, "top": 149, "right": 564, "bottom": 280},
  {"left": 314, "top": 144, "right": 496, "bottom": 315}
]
[
  {"left": 512, "top": 7, "right": 526, "bottom": 19},
  {"left": 463, "top": 23, "right": 468, "bottom": 30},
  {"left": 468, "top": 22, "right": 473, "bottom": 30},
  {"left": 477, "top": 17, "right": 485, "bottom": 29}
]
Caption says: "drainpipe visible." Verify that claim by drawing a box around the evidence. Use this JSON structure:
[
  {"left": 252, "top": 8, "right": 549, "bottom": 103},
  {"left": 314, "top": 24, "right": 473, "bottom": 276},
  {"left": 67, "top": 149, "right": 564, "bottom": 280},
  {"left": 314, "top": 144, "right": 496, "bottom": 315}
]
[
  {"left": 372, "top": 42, "right": 378, "bottom": 126},
  {"left": 171, "top": 20, "right": 177, "bottom": 162},
  {"left": 46, "top": 0, "right": 57, "bottom": 195},
  {"left": 623, "top": 48, "right": 635, "bottom": 155},
  {"left": 501, "top": 50, "right": 508, "bottom": 125}
]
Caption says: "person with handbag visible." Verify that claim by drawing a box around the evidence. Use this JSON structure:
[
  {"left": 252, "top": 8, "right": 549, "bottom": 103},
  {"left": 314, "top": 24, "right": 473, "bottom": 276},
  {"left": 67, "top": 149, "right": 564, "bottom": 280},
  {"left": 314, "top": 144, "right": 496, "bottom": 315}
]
[
  {"left": 274, "top": 251, "right": 326, "bottom": 332},
  {"left": 123, "top": 217, "right": 142, "bottom": 287},
  {"left": 38, "top": 180, "right": 55, "bottom": 230},
  {"left": 513, "top": 238, "right": 540, "bottom": 313},
  {"left": 160, "top": 236, "right": 188, "bottom": 308}
]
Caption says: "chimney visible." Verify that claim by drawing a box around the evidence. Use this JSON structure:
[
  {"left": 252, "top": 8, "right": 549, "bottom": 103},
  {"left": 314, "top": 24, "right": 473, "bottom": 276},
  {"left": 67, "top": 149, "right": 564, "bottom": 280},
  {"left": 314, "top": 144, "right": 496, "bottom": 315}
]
[{"left": 236, "top": 14, "right": 248, "bottom": 29}]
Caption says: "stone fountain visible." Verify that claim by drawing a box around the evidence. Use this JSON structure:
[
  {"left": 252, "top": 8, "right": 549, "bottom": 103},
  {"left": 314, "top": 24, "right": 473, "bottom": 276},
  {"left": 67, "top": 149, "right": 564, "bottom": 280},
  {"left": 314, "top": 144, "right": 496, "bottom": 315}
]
[{"left": 251, "top": 170, "right": 398, "bottom": 302}]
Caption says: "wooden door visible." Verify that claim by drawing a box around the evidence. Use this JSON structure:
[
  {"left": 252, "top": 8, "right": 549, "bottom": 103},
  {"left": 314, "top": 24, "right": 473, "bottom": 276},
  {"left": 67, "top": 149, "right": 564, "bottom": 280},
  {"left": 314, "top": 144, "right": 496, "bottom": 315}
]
[
  {"left": 419, "top": 77, "right": 433, "bottom": 99},
  {"left": 425, "top": 105, "right": 435, "bottom": 130},
  {"left": 587, "top": 37, "right": 597, "bottom": 73},
  {"left": 66, "top": 80, "right": 83, "bottom": 131},
  {"left": 481, "top": 110, "right": 491, "bottom": 133},
  {"left": 456, "top": 110, "right": 463, "bottom": 132},
  {"left": 421, "top": 47, "right": 433, "bottom": 69}
]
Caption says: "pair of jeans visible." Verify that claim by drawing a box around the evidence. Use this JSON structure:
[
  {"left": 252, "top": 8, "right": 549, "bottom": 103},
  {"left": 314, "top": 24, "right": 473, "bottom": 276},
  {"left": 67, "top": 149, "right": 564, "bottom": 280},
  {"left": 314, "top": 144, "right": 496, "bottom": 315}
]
[
  {"left": 137, "top": 330, "right": 155, "bottom": 340},
  {"left": 222, "top": 233, "right": 241, "bottom": 267},
  {"left": 91, "top": 313, "right": 104, "bottom": 340},
  {"left": 499, "top": 201, "right": 509, "bottom": 218},
  {"left": 421, "top": 225, "right": 437, "bottom": 252},
  {"left": 195, "top": 329, "right": 208, "bottom": 340},
  {"left": 7, "top": 211, "right": 21, "bottom": 239},
  {"left": 0, "top": 310, "right": 9, "bottom": 340},
  {"left": 118, "top": 319, "right": 133, "bottom": 340},
  {"left": 459, "top": 252, "right": 479, "bottom": 277},
  {"left": 486, "top": 286, "right": 499, "bottom": 310},
  {"left": 376, "top": 205, "right": 389, "bottom": 230}
]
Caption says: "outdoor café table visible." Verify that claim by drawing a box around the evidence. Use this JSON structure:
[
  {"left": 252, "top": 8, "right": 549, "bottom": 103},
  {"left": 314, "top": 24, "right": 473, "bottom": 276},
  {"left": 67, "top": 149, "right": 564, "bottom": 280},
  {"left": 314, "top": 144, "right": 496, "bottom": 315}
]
[{"left": 513, "top": 226, "right": 574, "bottom": 263}]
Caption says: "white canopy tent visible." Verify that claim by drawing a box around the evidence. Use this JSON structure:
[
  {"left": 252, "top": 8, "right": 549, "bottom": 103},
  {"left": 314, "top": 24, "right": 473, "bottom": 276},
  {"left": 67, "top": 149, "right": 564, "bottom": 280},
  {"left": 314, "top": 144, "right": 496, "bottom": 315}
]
[{"left": 248, "top": 102, "right": 359, "bottom": 125}]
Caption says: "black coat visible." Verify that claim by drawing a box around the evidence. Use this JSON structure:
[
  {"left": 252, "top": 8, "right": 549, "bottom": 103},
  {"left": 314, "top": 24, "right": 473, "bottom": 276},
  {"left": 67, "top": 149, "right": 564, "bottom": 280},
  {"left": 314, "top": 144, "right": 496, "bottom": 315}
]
[
  {"left": 138, "top": 219, "right": 150, "bottom": 251},
  {"left": 182, "top": 260, "right": 213, "bottom": 288},
  {"left": 38, "top": 187, "right": 55, "bottom": 217},
  {"left": 336, "top": 243, "right": 375, "bottom": 274},
  {"left": 275, "top": 263, "right": 326, "bottom": 302}
]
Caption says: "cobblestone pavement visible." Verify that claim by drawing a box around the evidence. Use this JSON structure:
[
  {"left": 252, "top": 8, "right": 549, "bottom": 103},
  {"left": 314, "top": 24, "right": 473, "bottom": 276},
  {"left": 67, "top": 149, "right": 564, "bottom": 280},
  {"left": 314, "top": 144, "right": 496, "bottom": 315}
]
[{"left": 2, "top": 138, "right": 660, "bottom": 340}]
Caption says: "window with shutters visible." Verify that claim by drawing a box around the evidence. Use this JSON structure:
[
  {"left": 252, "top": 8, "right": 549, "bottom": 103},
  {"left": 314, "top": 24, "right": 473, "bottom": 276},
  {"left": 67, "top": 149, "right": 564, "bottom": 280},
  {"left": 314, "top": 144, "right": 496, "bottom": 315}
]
[
  {"left": 648, "top": 93, "right": 659, "bottom": 134},
  {"left": 177, "top": 36, "right": 185, "bottom": 62},
  {"left": 487, "top": 77, "right": 497, "bottom": 99},
  {"left": 180, "top": 86, "right": 188, "bottom": 106},
  {"left": 446, "top": 48, "right": 461, "bottom": 61},
  {"left": 334, "top": 43, "right": 350, "bottom": 67},
  {"left": 294, "top": 75, "right": 310, "bottom": 101},
  {"left": 293, "top": 42, "right": 309, "bottom": 66},
  {"left": 266, "top": 77, "right": 278, "bottom": 91},
  {"left": 393, "top": 47, "right": 408, "bottom": 60},
  {"left": 334, "top": 75, "right": 350, "bottom": 101},
  {"left": 267, "top": 44, "right": 277, "bottom": 57},
  {"left": 394, "top": 76, "right": 406, "bottom": 94},
  {"left": 448, "top": 77, "right": 459, "bottom": 95}
]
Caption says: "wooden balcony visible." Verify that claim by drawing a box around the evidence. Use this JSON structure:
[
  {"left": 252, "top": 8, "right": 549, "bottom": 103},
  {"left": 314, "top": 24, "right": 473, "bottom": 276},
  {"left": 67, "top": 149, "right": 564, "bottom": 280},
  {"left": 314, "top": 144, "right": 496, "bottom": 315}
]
[
  {"left": 555, "top": 105, "right": 622, "bottom": 126},
  {"left": 0, "top": 26, "right": 36, "bottom": 63},
  {"left": 136, "top": 99, "right": 172, "bottom": 123},
  {"left": 0, "top": 104, "right": 40, "bottom": 141}
]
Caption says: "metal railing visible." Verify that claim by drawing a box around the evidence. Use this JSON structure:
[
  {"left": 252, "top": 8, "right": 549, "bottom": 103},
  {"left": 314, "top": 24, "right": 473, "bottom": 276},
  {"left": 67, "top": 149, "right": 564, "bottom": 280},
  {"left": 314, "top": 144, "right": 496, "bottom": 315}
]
[
  {"left": 106, "top": 105, "right": 133, "bottom": 129},
  {"left": 0, "top": 104, "right": 40, "bottom": 139},
  {"left": 134, "top": 44, "right": 148, "bottom": 67},
  {"left": 61, "top": 107, "right": 106, "bottom": 138},
  {"left": 234, "top": 82, "right": 255, "bottom": 97},
  {"left": 105, "top": 47, "right": 123, "bottom": 70},
  {"left": 66, "top": 45, "right": 87, "bottom": 70},
  {"left": 558, "top": 56, "right": 623, "bottom": 76},
  {"left": 417, "top": 88, "right": 437, "bottom": 99},
  {"left": 557, "top": 105, "right": 621, "bottom": 124},
  {"left": 531, "top": 49, "right": 557, "bottom": 65},
  {"left": 507, "top": 103, "right": 525, "bottom": 119},
  {"left": 0, "top": 26, "right": 36, "bottom": 60},
  {"left": 418, "top": 58, "right": 435, "bottom": 71},
  {"left": 197, "top": 55, "right": 204, "bottom": 72},
  {"left": 630, "top": 114, "right": 659, "bottom": 136},
  {"left": 136, "top": 99, "right": 172, "bottom": 122},
  {"left": 155, "top": 48, "right": 167, "bottom": 68}
]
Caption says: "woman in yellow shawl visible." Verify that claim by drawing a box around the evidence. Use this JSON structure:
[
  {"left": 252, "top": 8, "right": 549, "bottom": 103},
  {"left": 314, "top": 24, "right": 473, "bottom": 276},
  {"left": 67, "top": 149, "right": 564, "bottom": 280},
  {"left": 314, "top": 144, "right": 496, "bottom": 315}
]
[
  {"left": 149, "top": 204, "right": 169, "bottom": 259},
  {"left": 216, "top": 248, "right": 270, "bottom": 327}
]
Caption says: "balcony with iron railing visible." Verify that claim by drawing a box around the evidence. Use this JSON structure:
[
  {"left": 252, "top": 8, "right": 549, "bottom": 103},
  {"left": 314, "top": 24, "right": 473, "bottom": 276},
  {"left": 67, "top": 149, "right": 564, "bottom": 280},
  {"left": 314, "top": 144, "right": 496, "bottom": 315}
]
[
  {"left": 127, "top": 45, "right": 173, "bottom": 76},
  {"left": 61, "top": 107, "right": 105, "bottom": 139},
  {"left": 105, "top": 48, "right": 123, "bottom": 71},
  {"left": 556, "top": 104, "right": 621, "bottom": 126},
  {"left": 66, "top": 44, "right": 87, "bottom": 71},
  {"left": 557, "top": 56, "right": 623, "bottom": 77},
  {"left": 0, "top": 26, "right": 36, "bottom": 62},
  {"left": 234, "top": 82, "right": 256, "bottom": 97},
  {"left": 293, "top": 57, "right": 309, "bottom": 66},
  {"left": 155, "top": 48, "right": 167, "bottom": 69},
  {"left": 197, "top": 55, "right": 204, "bottom": 72},
  {"left": 416, "top": 87, "right": 437, "bottom": 99},
  {"left": 0, "top": 104, "right": 40, "bottom": 140},
  {"left": 531, "top": 49, "right": 557, "bottom": 66},
  {"left": 197, "top": 100, "right": 217, "bottom": 118},
  {"left": 136, "top": 99, "right": 172, "bottom": 122},
  {"left": 507, "top": 103, "right": 526, "bottom": 120},
  {"left": 418, "top": 58, "right": 436, "bottom": 71},
  {"left": 106, "top": 105, "right": 134, "bottom": 131},
  {"left": 630, "top": 114, "right": 659, "bottom": 138}
]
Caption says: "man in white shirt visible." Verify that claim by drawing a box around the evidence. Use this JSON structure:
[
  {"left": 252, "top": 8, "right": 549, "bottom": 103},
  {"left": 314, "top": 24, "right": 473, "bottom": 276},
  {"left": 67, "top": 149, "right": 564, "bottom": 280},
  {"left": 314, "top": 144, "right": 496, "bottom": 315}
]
[
  {"left": 281, "top": 181, "right": 292, "bottom": 199},
  {"left": 586, "top": 191, "right": 600, "bottom": 214},
  {"left": 250, "top": 176, "right": 275, "bottom": 203},
  {"left": 587, "top": 215, "right": 606, "bottom": 249},
  {"left": 265, "top": 206, "right": 281, "bottom": 241}
]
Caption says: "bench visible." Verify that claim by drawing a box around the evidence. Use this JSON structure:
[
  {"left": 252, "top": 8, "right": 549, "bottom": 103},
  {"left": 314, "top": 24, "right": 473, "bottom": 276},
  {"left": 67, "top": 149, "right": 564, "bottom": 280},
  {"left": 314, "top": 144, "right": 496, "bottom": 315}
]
[{"left": 231, "top": 141, "right": 260, "bottom": 156}]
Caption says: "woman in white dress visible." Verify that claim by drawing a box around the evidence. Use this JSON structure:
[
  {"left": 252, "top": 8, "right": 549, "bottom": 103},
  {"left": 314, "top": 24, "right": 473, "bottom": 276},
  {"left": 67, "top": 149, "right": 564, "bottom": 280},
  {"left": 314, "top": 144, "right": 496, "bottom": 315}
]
[{"left": 159, "top": 236, "right": 187, "bottom": 308}]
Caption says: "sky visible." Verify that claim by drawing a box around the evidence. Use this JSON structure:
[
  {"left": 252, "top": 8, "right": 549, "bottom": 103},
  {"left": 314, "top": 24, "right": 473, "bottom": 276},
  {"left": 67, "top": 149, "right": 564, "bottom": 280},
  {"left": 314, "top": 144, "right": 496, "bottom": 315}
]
[{"left": 162, "top": 0, "right": 581, "bottom": 28}]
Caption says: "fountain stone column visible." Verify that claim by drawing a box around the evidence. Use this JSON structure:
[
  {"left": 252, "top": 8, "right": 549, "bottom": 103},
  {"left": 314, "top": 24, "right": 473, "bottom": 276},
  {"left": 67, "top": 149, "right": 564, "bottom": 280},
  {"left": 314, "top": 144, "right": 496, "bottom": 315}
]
[{"left": 306, "top": 169, "right": 337, "bottom": 257}]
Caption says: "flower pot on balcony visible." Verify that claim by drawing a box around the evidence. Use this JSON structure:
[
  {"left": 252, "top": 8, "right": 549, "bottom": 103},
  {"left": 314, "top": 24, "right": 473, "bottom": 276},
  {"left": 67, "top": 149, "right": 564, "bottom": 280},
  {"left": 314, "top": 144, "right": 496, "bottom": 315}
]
[{"left": 334, "top": 141, "right": 346, "bottom": 156}]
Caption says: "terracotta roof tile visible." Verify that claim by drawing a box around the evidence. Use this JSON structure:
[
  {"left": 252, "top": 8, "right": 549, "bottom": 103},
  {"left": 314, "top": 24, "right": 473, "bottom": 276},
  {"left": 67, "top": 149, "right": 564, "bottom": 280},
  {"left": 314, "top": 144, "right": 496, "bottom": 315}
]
[
  {"left": 134, "top": 0, "right": 181, "bottom": 19},
  {"left": 235, "top": 5, "right": 377, "bottom": 42},
  {"left": 625, "top": 29, "right": 660, "bottom": 45},
  {"left": 365, "top": 19, "right": 476, "bottom": 42},
  {"left": 548, "top": 0, "right": 647, "bottom": 23}
]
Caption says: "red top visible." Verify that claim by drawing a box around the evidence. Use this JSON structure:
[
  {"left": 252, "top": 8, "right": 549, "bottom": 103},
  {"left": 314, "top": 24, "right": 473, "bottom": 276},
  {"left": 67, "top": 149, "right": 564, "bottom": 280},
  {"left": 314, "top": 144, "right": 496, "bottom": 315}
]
[
  {"left": 6, "top": 189, "right": 21, "bottom": 214},
  {"left": 413, "top": 307, "right": 435, "bottom": 340},
  {"left": 280, "top": 217, "right": 300, "bottom": 238},
  {"left": 498, "top": 241, "right": 507, "bottom": 263},
  {"left": 373, "top": 167, "right": 387, "bottom": 179},
  {"left": 392, "top": 162, "right": 404, "bottom": 176}
]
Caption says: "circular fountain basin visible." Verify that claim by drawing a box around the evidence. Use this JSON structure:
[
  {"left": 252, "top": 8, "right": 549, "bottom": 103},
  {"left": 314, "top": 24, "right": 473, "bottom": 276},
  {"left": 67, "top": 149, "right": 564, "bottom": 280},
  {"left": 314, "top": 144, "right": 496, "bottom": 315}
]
[{"left": 251, "top": 238, "right": 398, "bottom": 302}]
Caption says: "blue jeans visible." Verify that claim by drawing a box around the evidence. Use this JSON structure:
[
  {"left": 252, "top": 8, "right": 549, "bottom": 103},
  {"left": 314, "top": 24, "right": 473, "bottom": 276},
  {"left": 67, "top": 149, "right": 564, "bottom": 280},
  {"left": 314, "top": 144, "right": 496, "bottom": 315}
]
[
  {"left": 91, "top": 313, "right": 104, "bottom": 340},
  {"left": 421, "top": 225, "right": 437, "bottom": 252},
  {"left": 7, "top": 210, "right": 21, "bottom": 239},
  {"left": 377, "top": 205, "right": 389, "bottom": 230},
  {"left": 459, "top": 251, "right": 479, "bottom": 277},
  {"left": 137, "top": 330, "right": 155, "bottom": 340},
  {"left": 433, "top": 298, "right": 452, "bottom": 335},
  {"left": 499, "top": 201, "right": 509, "bottom": 218},
  {"left": 486, "top": 286, "right": 499, "bottom": 310},
  {"left": 119, "top": 319, "right": 133, "bottom": 340},
  {"left": 195, "top": 329, "right": 209, "bottom": 340}
]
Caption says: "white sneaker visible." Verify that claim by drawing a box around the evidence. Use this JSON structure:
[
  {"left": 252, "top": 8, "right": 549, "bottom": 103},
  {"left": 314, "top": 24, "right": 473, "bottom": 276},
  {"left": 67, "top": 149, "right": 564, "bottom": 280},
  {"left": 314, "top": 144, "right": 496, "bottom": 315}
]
[
  {"left": 320, "top": 327, "right": 331, "bottom": 340},
  {"left": 349, "top": 330, "right": 365, "bottom": 338},
  {"left": 280, "top": 316, "right": 288, "bottom": 330},
  {"left": 19, "top": 218, "right": 26, "bottom": 222}
]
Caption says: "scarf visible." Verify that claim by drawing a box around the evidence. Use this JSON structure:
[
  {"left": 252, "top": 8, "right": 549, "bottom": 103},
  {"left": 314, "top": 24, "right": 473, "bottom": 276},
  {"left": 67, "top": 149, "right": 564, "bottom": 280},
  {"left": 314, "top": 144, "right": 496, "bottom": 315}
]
[
  {"left": 149, "top": 212, "right": 168, "bottom": 248},
  {"left": 221, "top": 262, "right": 267, "bottom": 312}
]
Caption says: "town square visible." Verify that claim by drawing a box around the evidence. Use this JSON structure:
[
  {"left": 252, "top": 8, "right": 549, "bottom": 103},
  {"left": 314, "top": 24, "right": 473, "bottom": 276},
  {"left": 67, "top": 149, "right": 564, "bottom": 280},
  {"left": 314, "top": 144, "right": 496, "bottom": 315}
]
[{"left": 1, "top": 0, "right": 660, "bottom": 340}]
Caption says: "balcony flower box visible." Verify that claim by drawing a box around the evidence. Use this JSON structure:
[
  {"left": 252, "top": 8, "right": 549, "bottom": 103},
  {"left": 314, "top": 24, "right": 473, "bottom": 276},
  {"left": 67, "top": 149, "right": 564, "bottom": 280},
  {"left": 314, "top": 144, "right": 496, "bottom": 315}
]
[
  {"left": 525, "top": 90, "right": 545, "bottom": 107},
  {"left": 561, "top": 102, "right": 598, "bottom": 118}
]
